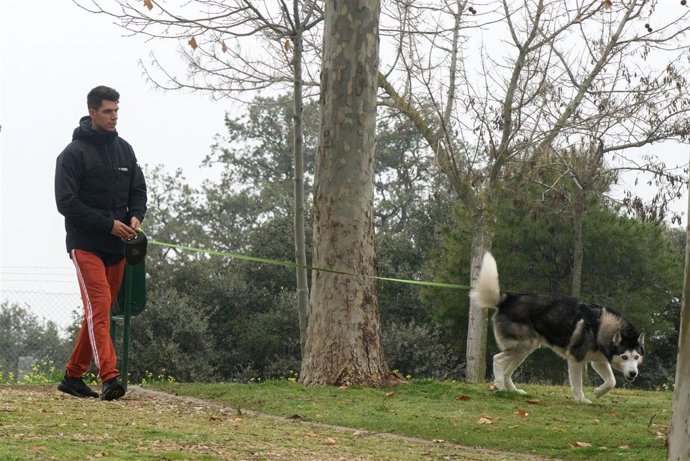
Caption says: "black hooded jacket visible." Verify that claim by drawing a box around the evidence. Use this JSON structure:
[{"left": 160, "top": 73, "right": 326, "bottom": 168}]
[{"left": 55, "top": 116, "right": 147, "bottom": 265}]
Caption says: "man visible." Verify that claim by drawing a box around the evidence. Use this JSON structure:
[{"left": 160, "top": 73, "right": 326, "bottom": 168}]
[{"left": 55, "top": 86, "right": 147, "bottom": 401}]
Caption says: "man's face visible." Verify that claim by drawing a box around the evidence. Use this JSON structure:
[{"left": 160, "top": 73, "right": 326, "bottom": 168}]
[{"left": 89, "top": 99, "right": 119, "bottom": 132}]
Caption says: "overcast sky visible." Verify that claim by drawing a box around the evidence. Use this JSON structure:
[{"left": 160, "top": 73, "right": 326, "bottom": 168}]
[
  {"left": 1, "top": 1, "right": 689, "bottom": 329},
  {"left": 1, "top": 1, "right": 229, "bottom": 325}
]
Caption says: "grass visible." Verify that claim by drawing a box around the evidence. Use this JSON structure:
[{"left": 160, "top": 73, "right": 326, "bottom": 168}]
[
  {"left": 0, "top": 380, "right": 671, "bottom": 460},
  {"left": 0, "top": 383, "right": 543, "bottom": 460},
  {"left": 148, "top": 379, "right": 671, "bottom": 461}
]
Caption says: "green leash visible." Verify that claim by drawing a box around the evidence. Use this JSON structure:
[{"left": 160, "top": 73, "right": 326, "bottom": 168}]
[{"left": 148, "top": 238, "right": 471, "bottom": 291}]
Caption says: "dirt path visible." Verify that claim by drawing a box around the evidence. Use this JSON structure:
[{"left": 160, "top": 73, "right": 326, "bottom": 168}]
[{"left": 130, "top": 385, "right": 559, "bottom": 461}]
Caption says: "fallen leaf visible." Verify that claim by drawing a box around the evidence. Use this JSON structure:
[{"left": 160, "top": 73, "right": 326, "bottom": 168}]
[
  {"left": 188, "top": 36, "right": 198, "bottom": 50},
  {"left": 574, "top": 441, "right": 592, "bottom": 448},
  {"left": 386, "top": 392, "right": 396, "bottom": 398},
  {"left": 619, "top": 444, "right": 630, "bottom": 449},
  {"left": 477, "top": 416, "right": 494, "bottom": 425},
  {"left": 324, "top": 437, "right": 336, "bottom": 445},
  {"left": 143, "top": 0, "right": 153, "bottom": 11},
  {"left": 289, "top": 414, "right": 303, "bottom": 420},
  {"left": 432, "top": 439, "right": 445, "bottom": 443},
  {"left": 208, "top": 415, "right": 222, "bottom": 421},
  {"left": 516, "top": 409, "right": 529, "bottom": 417},
  {"left": 94, "top": 453, "right": 108, "bottom": 458},
  {"left": 525, "top": 399, "right": 540, "bottom": 404}
]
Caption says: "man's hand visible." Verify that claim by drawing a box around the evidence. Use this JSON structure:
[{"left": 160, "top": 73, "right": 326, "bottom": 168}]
[
  {"left": 129, "top": 216, "right": 141, "bottom": 231},
  {"left": 111, "top": 220, "right": 137, "bottom": 240}
]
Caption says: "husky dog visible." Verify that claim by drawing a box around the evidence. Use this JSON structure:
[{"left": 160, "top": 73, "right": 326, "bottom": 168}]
[{"left": 470, "top": 252, "right": 645, "bottom": 403}]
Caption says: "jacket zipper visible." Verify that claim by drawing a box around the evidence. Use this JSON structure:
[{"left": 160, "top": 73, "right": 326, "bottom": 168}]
[{"left": 104, "top": 143, "right": 117, "bottom": 210}]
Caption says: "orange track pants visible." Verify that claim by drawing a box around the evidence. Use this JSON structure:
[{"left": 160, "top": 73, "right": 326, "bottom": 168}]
[{"left": 66, "top": 249, "right": 125, "bottom": 382}]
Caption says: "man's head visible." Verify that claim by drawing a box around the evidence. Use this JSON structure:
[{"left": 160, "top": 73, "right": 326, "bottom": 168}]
[{"left": 87, "top": 86, "right": 120, "bottom": 133}]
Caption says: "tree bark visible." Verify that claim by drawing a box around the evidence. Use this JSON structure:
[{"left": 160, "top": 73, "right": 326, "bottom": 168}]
[
  {"left": 299, "top": 0, "right": 402, "bottom": 387},
  {"left": 668, "top": 150, "right": 690, "bottom": 460},
  {"left": 571, "top": 195, "right": 584, "bottom": 299},
  {"left": 466, "top": 188, "right": 496, "bottom": 383}
]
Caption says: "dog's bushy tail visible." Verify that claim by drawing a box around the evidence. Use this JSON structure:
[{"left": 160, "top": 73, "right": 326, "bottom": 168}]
[{"left": 469, "top": 252, "right": 501, "bottom": 309}]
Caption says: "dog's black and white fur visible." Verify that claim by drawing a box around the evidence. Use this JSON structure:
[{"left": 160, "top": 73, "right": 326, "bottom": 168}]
[{"left": 470, "top": 252, "right": 645, "bottom": 403}]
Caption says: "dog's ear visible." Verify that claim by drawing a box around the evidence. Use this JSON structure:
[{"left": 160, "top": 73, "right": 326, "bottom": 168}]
[
  {"left": 638, "top": 331, "right": 645, "bottom": 347},
  {"left": 613, "top": 330, "right": 622, "bottom": 346}
]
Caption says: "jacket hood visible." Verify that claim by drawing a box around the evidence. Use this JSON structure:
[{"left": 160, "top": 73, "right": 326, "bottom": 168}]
[{"left": 72, "top": 115, "right": 118, "bottom": 145}]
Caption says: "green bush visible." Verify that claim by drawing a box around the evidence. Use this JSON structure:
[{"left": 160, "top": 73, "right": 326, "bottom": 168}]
[
  {"left": 129, "top": 287, "right": 217, "bottom": 382},
  {"left": 382, "top": 320, "right": 463, "bottom": 379}
]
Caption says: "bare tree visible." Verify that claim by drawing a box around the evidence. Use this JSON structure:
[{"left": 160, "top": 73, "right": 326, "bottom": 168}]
[
  {"left": 75, "top": 0, "right": 325, "bottom": 354},
  {"left": 378, "top": 0, "right": 690, "bottom": 382},
  {"left": 299, "top": 0, "right": 402, "bottom": 386},
  {"left": 670, "top": 172, "right": 690, "bottom": 458},
  {"left": 526, "top": 140, "right": 685, "bottom": 299}
]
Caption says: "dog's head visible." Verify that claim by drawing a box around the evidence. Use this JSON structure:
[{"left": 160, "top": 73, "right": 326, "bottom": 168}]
[{"left": 610, "top": 330, "right": 645, "bottom": 382}]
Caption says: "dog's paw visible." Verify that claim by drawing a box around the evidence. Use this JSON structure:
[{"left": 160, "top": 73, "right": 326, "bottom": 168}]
[
  {"left": 594, "top": 385, "right": 613, "bottom": 398},
  {"left": 575, "top": 397, "right": 592, "bottom": 404}
]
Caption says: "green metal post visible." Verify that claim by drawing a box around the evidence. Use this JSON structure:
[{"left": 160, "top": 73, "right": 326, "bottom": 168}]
[
  {"left": 113, "top": 258, "right": 146, "bottom": 390},
  {"left": 121, "top": 267, "right": 133, "bottom": 390}
]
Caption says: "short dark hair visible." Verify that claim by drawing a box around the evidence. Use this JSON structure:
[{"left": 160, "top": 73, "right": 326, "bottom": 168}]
[{"left": 87, "top": 86, "right": 120, "bottom": 110}]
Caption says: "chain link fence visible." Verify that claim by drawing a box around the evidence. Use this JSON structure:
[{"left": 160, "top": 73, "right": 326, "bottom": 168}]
[
  {"left": 1, "top": 289, "right": 81, "bottom": 331},
  {"left": 1, "top": 266, "right": 83, "bottom": 381}
]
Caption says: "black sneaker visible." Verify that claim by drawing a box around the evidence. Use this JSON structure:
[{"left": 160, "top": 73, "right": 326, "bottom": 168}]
[
  {"left": 58, "top": 374, "right": 99, "bottom": 398},
  {"left": 100, "top": 378, "right": 125, "bottom": 401}
]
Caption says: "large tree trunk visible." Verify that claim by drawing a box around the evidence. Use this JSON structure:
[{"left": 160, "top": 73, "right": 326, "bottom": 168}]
[
  {"left": 299, "top": 0, "right": 401, "bottom": 387},
  {"left": 668, "top": 159, "right": 690, "bottom": 460},
  {"left": 465, "top": 189, "right": 496, "bottom": 383},
  {"left": 291, "top": 27, "right": 310, "bottom": 358}
]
